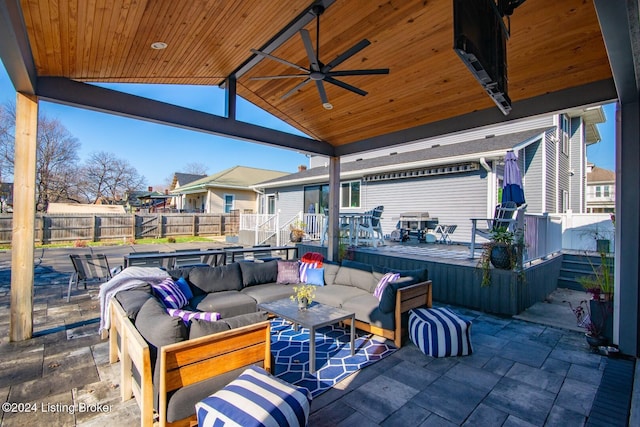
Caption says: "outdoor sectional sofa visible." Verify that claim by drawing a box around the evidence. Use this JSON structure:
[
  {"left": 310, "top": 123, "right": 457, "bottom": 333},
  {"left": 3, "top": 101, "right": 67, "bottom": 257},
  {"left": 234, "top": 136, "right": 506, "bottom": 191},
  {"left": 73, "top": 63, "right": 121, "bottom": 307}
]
[{"left": 108, "top": 258, "right": 432, "bottom": 427}]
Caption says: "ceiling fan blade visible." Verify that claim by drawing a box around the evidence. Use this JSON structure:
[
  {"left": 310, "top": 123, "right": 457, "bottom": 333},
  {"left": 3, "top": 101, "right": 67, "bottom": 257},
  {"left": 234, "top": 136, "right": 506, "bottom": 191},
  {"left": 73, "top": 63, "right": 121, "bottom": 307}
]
[
  {"left": 300, "top": 29, "right": 320, "bottom": 72},
  {"left": 322, "top": 39, "right": 371, "bottom": 72},
  {"left": 325, "top": 76, "right": 368, "bottom": 96},
  {"left": 249, "top": 74, "right": 309, "bottom": 81},
  {"left": 250, "top": 49, "right": 308, "bottom": 73},
  {"left": 328, "top": 69, "right": 390, "bottom": 77},
  {"left": 315, "top": 80, "right": 329, "bottom": 105},
  {"left": 281, "top": 78, "right": 312, "bottom": 99}
]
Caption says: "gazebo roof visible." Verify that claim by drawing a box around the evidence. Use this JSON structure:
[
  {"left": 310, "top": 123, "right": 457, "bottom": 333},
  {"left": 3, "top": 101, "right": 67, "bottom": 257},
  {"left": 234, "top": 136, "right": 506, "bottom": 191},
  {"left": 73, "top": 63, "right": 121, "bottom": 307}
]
[{"left": 0, "top": 1, "right": 633, "bottom": 157}]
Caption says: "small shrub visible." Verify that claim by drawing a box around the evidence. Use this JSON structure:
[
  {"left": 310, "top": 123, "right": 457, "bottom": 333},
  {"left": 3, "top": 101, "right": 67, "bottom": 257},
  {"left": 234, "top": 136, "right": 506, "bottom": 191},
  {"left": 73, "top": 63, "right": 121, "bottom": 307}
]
[
  {"left": 73, "top": 240, "right": 88, "bottom": 248},
  {"left": 126, "top": 237, "right": 137, "bottom": 245},
  {"left": 167, "top": 237, "right": 176, "bottom": 243}
]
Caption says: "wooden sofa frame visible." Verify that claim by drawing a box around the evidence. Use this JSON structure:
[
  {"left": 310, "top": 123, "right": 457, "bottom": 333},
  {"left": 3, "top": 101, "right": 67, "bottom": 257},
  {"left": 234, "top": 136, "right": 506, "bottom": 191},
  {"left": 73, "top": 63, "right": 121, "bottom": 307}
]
[
  {"left": 346, "top": 280, "right": 432, "bottom": 348},
  {"left": 109, "top": 299, "right": 271, "bottom": 427}
]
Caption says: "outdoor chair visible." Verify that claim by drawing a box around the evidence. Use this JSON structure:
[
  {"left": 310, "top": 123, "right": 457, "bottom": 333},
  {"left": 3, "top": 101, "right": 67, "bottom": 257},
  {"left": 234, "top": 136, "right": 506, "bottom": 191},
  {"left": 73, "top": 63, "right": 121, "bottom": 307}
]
[
  {"left": 469, "top": 202, "right": 526, "bottom": 258},
  {"left": 355, "top": 206, "right": 385, "bottom": 246},
  {"left": 126, "top": 251, "right": 162, "bottom": 268},
  {"left": 173, "top": 248, "right": 208, "bottom": 268},
  {"left": 67, "top": 253, "right": 120, "bottom": 302},
  {"left": 202, "top": 249, "right": 226, "bottom": 267}
]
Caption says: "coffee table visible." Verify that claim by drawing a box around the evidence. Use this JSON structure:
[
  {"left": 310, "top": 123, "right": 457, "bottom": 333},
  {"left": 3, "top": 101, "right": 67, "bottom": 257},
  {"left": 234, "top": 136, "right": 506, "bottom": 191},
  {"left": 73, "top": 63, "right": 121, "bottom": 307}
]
[{"left": 257, "top": 298, "right": 355, "bottom": 373}]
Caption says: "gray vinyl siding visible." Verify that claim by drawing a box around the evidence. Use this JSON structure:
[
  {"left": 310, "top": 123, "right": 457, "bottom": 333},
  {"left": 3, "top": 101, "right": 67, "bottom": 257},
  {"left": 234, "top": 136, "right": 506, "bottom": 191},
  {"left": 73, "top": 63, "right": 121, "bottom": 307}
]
[
  {"left": 544, "top": 133, "right": 557, "bottom": 213},
  {"left": 355, "top": 170, "right": 489, "bottom": 243},
  {"left": 523, "top": 140, "right": 543, "bottom": 213},
  {"left": 569, "top": 117, "right": 584, "bottom": 213},
  {"left": 266, "top": 185, "right": 304, "bottom": 223}
]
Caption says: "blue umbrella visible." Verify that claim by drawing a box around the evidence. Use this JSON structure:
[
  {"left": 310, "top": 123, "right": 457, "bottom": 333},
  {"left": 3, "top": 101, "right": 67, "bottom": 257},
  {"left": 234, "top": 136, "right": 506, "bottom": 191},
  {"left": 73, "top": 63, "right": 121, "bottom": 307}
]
[{"left": 502, "top": 150, "right": 525, "bottom": 206}]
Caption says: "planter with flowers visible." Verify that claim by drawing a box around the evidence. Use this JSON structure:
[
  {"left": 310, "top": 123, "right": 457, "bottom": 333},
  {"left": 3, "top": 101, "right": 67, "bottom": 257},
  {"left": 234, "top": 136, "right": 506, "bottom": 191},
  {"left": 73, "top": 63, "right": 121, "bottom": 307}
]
[
  {"left": 290, "top": 284, "right": 315, "bottom": 310},
  {"left": 289, "top": 220, "right": 307, "bottom": 243}
]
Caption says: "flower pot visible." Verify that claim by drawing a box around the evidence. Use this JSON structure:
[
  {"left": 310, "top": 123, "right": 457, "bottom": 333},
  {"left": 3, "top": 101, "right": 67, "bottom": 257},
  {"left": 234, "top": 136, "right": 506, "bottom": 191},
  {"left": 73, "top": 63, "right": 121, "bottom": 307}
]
[
  {"left": 585, "top": 333, "right": 608, "bottom": 348},
  {"left": 490, "top": 244, "right": 513, "bottom": 269},
  {"left": 297, "top": 297, "right": 309, "bottom": 310},
  {"left": 290, "top": 232, "right": 303, "bottom": 243}
]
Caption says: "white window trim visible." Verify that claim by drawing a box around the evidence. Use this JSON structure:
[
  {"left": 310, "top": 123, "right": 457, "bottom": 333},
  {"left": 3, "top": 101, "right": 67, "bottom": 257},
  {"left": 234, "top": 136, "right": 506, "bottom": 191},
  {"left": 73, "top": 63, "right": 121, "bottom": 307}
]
[
  {"left": 223, "top": 193, "right": 235, "bottom": 213},
  {"left": 340, "top": 180, "right": 361, "bottom": 209}
]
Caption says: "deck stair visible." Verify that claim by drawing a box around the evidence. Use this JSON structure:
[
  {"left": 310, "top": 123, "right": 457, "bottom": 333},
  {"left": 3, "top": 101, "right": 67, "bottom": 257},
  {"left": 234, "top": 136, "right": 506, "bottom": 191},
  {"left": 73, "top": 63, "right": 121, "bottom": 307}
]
[{"left": 558, "top": 251, "right": 614, "bottom": 291}]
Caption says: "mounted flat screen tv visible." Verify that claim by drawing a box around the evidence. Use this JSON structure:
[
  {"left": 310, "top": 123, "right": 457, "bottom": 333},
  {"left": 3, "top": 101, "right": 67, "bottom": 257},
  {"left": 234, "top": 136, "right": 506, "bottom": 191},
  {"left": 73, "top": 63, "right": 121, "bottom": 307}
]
[{"left": 453, "top": 0, "right": 511, "bottom": 115}]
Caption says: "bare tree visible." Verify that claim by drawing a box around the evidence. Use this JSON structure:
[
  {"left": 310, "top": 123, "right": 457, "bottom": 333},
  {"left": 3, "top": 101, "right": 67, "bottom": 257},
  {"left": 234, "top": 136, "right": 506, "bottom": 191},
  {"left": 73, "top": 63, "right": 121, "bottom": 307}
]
[
  {"left": 78, "top": 151, "right": 146, "bottom": 203},
  {"left": 35, "top": 115, "right": 82, "bottom": 211},
  {"left": 0, "top": 102, "right": 16, "bottom": 181},
  {"left": 184, "top": 162, "right": 208, "bottom": 175}
]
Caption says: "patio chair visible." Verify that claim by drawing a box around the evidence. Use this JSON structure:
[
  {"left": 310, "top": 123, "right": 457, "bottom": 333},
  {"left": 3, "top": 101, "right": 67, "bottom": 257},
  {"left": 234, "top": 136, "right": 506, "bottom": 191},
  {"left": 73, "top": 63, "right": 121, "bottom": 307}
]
[
  {"left": 469, "top": 202, "right": 525, "bottom": 258},
  {"left": 67, "top": 254, "right": 120, "bottom": 302},
  {"left": 355, "top": 206, "right": 385, "bottom": 246},
  {"left": 201, "top": 249, "right": 226, "bottom": 266},
  {"left": 174, "top": 249, "right": 209, "bottom": 268}
]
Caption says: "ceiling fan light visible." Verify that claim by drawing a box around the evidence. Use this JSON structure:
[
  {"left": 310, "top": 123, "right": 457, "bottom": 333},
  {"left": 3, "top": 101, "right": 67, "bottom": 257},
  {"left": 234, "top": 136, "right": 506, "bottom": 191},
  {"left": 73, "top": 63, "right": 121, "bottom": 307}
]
[
  {"left": 151, "top": 41, "right": 167, "bottom": 50},
  {"left": 323, "top": 102, "right": 333, "bottom": 110}
]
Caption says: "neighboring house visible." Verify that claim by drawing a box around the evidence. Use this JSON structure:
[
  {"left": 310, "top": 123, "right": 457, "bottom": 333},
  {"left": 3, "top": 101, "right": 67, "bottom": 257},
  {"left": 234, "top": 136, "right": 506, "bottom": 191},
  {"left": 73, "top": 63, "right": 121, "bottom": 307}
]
[
  {"left": 124, "top": 187, "right": 173, "bottom": 213},
  {"left": 255, "top": 108, "right": 605, "bottom": 243},
  {"left": 170, "top": 166, "right": 289, "bottom": 214},
  {"left": 586, "top": 164, "right": 615, "bottom": 213},
  {"left": 169, "top": 172, "right": 207, "bottom": 211}
]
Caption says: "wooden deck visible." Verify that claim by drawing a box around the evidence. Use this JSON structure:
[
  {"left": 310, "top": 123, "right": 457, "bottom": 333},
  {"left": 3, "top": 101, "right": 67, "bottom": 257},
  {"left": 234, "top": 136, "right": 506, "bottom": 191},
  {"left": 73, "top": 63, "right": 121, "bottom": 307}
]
[{"left": 298, "top": 241, "right": 562, "bottom": 316}]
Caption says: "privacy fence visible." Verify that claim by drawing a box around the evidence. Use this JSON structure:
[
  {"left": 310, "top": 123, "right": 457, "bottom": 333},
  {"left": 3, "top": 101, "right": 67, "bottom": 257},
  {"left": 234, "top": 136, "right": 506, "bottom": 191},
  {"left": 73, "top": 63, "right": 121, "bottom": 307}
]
[{"left": 0, "top": 211, "right": 240, "bottom": 244}]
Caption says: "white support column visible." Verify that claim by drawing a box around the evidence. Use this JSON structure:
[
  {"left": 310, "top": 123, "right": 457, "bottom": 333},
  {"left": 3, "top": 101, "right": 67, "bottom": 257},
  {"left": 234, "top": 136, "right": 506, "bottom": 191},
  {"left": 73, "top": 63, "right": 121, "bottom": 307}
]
[{"left": 10, "top": 92, "right": 38, "bottom": 342}]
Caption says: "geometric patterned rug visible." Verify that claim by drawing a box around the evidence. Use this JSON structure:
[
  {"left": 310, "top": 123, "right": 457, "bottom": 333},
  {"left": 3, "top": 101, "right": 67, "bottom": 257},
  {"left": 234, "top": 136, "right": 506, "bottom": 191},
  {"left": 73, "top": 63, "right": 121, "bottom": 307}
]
[{"left": 270, "top": 318, "right": 397, "bottom": 398}]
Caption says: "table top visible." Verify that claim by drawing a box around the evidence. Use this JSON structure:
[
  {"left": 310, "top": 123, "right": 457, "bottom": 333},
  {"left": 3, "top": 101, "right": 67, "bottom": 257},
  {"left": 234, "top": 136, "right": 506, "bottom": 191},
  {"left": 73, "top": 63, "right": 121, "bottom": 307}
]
[{"left": 257, "top": 298, "right": 354, "bottom": 329}]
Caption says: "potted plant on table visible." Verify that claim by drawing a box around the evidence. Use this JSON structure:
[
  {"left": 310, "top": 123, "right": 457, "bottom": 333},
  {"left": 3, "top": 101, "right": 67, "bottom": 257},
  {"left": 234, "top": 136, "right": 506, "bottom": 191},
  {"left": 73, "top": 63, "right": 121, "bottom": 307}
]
[
  {"left": 479, "top": 227, "right": 516, "bottom": 287},
  {"left": 290, "top": 284, "right": 315, "bottom": 310}
]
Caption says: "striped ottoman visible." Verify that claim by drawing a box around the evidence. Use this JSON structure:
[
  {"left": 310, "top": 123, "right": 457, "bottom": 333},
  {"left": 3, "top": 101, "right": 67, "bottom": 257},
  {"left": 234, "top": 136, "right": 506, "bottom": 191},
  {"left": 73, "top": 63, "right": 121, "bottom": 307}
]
[
  {"left": 196, "top": 366, "right": 311, "bottom": 427},
  {"left": 409, "top": 307, "right": 472, "bottom": 357}
]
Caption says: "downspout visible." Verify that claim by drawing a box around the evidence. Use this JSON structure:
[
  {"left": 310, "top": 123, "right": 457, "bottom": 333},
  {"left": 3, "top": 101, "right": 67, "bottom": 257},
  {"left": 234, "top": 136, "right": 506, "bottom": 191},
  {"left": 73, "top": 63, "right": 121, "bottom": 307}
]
[{"left": 480, "top": 157, "right": 493, "bottom": 217}]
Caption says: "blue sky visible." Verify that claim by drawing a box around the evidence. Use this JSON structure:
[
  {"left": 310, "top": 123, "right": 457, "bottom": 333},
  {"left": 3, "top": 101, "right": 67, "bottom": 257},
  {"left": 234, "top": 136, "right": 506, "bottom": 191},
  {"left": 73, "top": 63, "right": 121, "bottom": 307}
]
[{"left": 0, "top": 61, "right": 615, "bottom": 188}]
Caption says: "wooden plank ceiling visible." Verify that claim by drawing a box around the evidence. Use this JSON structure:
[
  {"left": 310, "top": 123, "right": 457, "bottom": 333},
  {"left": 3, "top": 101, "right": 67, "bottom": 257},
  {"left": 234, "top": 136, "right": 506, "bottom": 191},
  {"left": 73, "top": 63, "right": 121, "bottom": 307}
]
[{"left": 20, "top": 0, "right": 611, "bottom": 147}]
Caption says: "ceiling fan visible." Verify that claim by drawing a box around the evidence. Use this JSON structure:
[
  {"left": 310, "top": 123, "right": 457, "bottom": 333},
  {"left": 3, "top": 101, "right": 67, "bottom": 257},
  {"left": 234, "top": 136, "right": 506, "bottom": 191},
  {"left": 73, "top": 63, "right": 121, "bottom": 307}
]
[{"left": 249, "top": 4, "right": 389, "bottom": 110}]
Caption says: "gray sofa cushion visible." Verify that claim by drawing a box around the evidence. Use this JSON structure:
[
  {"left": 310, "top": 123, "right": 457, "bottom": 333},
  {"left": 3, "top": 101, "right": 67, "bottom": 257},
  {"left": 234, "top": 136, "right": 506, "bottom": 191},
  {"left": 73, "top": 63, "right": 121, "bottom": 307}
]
[
  {"left": 341, "top": 293, "right": 395, "bottom": 331},
  {"left": 187, "top": 263, "right": 243, "bottom": 294},
  {"left": 241, "top": 283, "right": 295, "bottom": 304},
  {"left": 192, "top": 291, "right": 257, "bottom": 318},
  {"left": 114, "top": 285, "right": 153, "bottom": 320},
  {"left": 323, "top": 262, "right": 340, "bottom": 286},
  {"left": 188, "top": 311, "right": 268, "bottom": 340},
  {"left": 334, "top": 266, "right": 378, "bottom": 293},
  {"left": 238, "top": 260, "right": 278, "bottom": 287},
  {"left": 166, "top": 366, "right": 248, "bottom": 423},
  {"left": 313, "top": 285, "right": 368, "bottom": 308}
]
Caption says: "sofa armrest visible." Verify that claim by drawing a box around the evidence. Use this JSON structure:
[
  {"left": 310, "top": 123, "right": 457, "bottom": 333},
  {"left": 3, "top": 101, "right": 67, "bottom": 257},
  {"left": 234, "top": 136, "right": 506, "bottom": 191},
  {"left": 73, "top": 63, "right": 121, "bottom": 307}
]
[
  {"left": 158, "top": 320, "right": 271, "bottom": 427},
  {"left": 393, "top": 280, "right": 432, "bottom": 347}
]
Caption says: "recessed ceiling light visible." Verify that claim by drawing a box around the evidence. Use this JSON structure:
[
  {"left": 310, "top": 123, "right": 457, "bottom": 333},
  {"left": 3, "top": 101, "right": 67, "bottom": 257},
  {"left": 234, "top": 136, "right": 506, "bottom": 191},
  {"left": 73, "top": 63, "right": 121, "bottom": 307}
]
[
  {"left": 151, "top": 42, "right": 167, "bottom": 50},
  {"left": 322, "top": 102, "right": 333, "bottom": 110}
]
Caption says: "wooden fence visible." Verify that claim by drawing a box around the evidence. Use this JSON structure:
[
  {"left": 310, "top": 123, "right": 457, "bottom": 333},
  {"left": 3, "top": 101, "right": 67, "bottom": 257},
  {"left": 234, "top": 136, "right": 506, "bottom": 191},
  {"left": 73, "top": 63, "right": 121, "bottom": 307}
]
[{"left": 0, "top": 211, "right": 240, "bottom": 244}]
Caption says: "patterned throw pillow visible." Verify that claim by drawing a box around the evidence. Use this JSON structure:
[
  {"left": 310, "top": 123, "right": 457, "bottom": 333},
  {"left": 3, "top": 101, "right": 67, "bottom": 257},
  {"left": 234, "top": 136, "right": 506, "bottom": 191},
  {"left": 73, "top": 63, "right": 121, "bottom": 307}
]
[
  {"left": 299, "top": 261, "right": 319, "bottom": 283},
  {"left": 277, "top": 260, "right": 300, "bottom": 284},
  {"left": 152, "top": 277, "right": 189, "bottom": 309},
  {"left": 166, "top": 308, "right": 221, "bottom": 324},
  {"left": 373, "top": 272, "right": 400, "bottom": 301}
]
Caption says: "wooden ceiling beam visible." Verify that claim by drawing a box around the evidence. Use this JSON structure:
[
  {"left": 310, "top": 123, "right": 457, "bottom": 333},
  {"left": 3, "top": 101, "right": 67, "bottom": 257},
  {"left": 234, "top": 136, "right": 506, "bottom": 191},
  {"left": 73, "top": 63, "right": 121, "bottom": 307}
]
[
  {"left": 36, "top": 77, "right": 333, "bottom": 156},
  {"left": 0, "top": 0, "right": 37, "bottom": 94}
]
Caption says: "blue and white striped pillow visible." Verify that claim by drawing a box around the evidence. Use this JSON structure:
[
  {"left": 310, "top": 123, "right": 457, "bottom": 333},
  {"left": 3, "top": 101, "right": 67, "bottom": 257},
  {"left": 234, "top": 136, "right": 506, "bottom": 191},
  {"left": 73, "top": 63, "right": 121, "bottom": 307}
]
[
  {"left": 152, "top": 277, "right": 189, "bottom": 309},
  {"left": 373, "top": 272, "right": 400, "bottom": 301},
  {"left": 166, "top": 308, "right": 220, "bottom": 324},
  {"left": 299, "top": 261, "right": 319, "bottom": 283},
  {"left": 196, "top": 366, "right": 311, "bottom": 427}
]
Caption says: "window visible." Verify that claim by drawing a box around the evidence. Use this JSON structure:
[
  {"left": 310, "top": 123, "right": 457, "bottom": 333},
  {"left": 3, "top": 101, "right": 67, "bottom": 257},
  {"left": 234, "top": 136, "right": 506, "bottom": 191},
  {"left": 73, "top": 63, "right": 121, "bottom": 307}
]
[
  {"left": 223, "top": 194, "right": 234, "bottom": 213},
  {"left": 341, "top": 181, "right": 361, "bottom": 208},
  {"left": 267, "top": 195, "right": 276, "bottom": 214},
  {"left": 603, "top": 185, "right": 610, "bottom": 198},
  {"left": 595, "top": 186, "right": 602, "bottom": 198},
  {"left": 304, "top": 185, "right": 329, "bottom": 214},
  {"left": 562, "top": 190, "right": 569, "bottom": 213},
  {"left": 561, "top": 114, "right": 570, "bottom": 154}
]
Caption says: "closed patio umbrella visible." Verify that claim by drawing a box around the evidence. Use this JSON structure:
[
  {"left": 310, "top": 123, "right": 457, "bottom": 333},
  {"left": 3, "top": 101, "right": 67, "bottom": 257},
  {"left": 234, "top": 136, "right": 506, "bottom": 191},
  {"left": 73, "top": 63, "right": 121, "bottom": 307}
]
[{"left": 502, "top": 150, "right": 525, "bottom": 206}]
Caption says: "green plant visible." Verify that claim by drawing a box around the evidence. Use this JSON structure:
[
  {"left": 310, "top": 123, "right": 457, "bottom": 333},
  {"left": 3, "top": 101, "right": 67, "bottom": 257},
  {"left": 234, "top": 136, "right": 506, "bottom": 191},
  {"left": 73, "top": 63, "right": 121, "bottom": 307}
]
[
  {"left": 167, "top": 236, "right": 176, "bottom": 243},
  {"left": 289, "top": 220, "right": 307, "bottom": 240},
  {"left": 73, "top": 239, "right": 88, "bottom": 248},
  {"left": 578, "top": 251, "right": 614, "bottom": 299},
  {"left": 290, "top": 284, "right": 315, "bottom": 305},
  {"left": 479, "top": 227, "right": 516, "bottom": 287}
]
